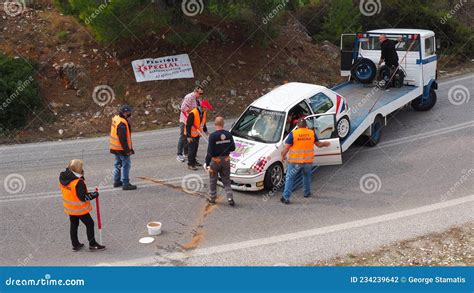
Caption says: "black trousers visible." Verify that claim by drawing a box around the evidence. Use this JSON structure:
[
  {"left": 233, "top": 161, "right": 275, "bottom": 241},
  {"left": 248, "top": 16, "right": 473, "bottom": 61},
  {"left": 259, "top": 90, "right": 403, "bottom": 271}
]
[
  {"left": 69, "top": 213, "right": 96, "bottom": 247},
  {"left": 177, "top": 122, "right": 188, "bottom": 156},
  {"left": 187, "top": 137, "right": 200, "bottom": 166}
]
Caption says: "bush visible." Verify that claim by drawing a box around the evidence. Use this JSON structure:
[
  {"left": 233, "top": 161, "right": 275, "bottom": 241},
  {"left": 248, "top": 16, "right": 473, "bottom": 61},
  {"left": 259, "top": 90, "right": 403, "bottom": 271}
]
[{"left": 0, "top": 55, "right": 42, "bottom": 131}]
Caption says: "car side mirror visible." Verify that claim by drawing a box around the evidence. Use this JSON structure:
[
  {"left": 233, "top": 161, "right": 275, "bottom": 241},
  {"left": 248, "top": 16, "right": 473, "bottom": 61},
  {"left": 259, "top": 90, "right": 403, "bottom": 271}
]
[{"left": 436, "top": 38, "right": 441, "bottom": 50}]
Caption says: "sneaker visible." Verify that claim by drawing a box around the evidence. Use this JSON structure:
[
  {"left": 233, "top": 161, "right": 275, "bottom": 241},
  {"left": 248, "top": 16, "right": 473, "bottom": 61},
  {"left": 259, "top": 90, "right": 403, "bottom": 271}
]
[
  {"left": 195, "top": 162, "right": 203, "bottom": 167},
  {"left": 304, "top": 193, "right": 312, "bottom": 198},
  {"left": 89, "top": 243, "right": 106, "bottom": 251},
  {"left": 188, "top": 165, "right": 198, "bottom": 171},
  {"left": 280, "top": 197, "right": 290, "bottom": 204},
  {"left": 122, "top": 184, "right": 137, "bottom": 190},
  {"left": 228, "top": 198, "right": 235, "bottom": 206},
  {"left": 113, "top": 182, "right": 122, "bottom": 188},
  {"left": 72, "top": 243, "right": 84, "bottom": 252},
  {"left": 177, "top": 155, "right": 185, "bottom": 162},
  {"left": 207, "top": 197, "right": 216, "bottom": 204}
]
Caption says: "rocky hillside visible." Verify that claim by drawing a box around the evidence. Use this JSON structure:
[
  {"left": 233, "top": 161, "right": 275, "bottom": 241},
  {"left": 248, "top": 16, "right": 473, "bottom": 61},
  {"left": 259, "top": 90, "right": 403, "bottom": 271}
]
[{"left": 0, "top": 3, "right": 342, "bottom": 143}]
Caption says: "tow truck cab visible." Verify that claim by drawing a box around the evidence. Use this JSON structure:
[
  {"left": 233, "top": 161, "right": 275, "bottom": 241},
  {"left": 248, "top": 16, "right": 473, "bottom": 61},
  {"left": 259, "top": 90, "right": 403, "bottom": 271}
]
[{"left": 341, "top": 29, "right": 438, "bottom": 93}]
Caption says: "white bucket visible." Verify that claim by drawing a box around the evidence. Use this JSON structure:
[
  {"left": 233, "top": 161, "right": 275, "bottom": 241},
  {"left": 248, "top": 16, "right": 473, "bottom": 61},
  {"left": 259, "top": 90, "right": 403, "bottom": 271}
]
[{"left": 147, "top": 221, "right": 162, "bottom": 236}]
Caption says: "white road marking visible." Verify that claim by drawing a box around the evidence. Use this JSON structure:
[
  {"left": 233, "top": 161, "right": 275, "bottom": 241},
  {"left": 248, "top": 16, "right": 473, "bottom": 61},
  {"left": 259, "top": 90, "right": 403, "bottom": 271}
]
[
  {"left": 0, "top": 174, "right": 207, "bottom": 203},
  {"left": 1, "top": 74, "right": 471, "bottom": 152},
  {"left": 2, "top": 118, "right": 471, "bottom": 202},
  {"left": 99, "top": 194, "right": 474, "bottom": 266}
]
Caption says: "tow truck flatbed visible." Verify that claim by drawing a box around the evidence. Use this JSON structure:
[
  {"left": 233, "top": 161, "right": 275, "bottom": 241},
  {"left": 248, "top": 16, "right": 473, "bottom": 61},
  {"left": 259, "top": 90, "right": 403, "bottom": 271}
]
[{"left": 333, "top": 81, "right": 423, "bottom": 152}]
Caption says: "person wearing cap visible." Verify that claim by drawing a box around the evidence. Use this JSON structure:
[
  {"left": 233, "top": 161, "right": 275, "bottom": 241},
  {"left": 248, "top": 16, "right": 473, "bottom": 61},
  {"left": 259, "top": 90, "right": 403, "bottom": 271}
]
[
  {"left": 280, "top": 119, "right": 330, "bottom": 204},
  {"left": 59, "top": 159, "right": 105, "bottom": 251},
  {"left": 109, "top": 105, "right": 137, "bottom": 190},
  {"left": 205, "top": 117, "right": 236, "bottom": 206},
  {"left": 177, "top": 87, "right": 203, "bottom": 163},
  {"left": 185, "top": 100, "right": 213, "bottom": 170}
]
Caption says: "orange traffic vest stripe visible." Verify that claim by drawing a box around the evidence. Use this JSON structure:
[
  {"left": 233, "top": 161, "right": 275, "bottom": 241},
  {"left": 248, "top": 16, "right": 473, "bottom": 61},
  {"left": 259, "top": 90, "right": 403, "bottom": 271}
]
[
  {"left": 184, "top": 108, "right": 206, "bottom": 138},
  {"left": 110, "top": 115, "right": 132, "bottom": 151},
  {"left": 288, "top": 128, "right": 315, "bottom": 164},
  {"left": 59, "top": 179, "right": 92, "bottom": 216}
]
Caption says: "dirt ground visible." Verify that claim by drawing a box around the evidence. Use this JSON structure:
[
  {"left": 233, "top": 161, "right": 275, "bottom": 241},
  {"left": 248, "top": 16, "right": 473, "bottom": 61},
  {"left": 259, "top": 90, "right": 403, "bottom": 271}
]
[
  {"left": 0, "top": 3, "right": 344, "bottom": 144},
  {"left": 310, "top": 223, "right": 474, "bottom": 266},
  {"left": 1, "top": 2, "right": 472, "bottom": 144}
]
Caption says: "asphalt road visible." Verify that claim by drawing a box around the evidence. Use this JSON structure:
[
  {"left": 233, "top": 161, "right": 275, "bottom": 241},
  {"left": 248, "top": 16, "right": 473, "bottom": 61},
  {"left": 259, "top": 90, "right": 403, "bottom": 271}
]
[{"left": 0, "top": 74, "right": 473, "bottom": 266}]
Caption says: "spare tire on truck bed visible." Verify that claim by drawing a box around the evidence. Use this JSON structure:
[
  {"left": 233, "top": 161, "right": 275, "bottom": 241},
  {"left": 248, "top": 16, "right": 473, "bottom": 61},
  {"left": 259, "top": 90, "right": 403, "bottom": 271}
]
[{"left": 351, "top": 58, "right": 377, "bottom": 84}]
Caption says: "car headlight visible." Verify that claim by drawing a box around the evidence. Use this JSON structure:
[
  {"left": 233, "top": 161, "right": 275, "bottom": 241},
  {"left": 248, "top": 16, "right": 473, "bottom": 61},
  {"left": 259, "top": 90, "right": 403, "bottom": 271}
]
[{"left": 235, "top": 168, "right": 258, "bottom": 175}]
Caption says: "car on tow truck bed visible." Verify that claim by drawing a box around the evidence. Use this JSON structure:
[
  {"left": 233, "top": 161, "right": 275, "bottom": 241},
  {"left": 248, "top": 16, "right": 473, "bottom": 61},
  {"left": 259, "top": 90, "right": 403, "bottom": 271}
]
[{"left": 227, "top": 28, "right": 438, "bottom": 192}]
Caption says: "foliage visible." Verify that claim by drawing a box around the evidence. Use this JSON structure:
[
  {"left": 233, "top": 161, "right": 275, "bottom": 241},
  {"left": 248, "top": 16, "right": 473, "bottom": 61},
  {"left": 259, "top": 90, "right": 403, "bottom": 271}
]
[{"left": 0, "top": 55, "right": 42, "bottom": 131}]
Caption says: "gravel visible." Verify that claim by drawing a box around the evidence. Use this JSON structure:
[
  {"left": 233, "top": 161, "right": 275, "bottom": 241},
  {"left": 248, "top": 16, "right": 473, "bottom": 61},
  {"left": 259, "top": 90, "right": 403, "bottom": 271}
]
[{"left": 311, "top": 223, "right": 474, "bottom": 266}]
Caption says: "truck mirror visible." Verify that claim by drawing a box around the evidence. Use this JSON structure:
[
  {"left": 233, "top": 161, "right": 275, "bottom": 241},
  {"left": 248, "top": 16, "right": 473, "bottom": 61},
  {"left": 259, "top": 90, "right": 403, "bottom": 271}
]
[{"left": 436, "top": 38, "right": 441, "bottom": 50}]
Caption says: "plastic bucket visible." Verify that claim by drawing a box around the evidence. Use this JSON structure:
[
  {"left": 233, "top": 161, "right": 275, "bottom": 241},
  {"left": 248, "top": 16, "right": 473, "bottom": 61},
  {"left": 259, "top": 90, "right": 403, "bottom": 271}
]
[{"left": 147, "top": 222, "right": 162, "bottom": 236}]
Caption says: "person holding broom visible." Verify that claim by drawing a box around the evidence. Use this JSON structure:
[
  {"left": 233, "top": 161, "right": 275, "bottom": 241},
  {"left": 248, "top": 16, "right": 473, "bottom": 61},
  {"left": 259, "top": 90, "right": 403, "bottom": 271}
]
[{"left": 59, "top": 159, "right": 106, "bottom": 252}]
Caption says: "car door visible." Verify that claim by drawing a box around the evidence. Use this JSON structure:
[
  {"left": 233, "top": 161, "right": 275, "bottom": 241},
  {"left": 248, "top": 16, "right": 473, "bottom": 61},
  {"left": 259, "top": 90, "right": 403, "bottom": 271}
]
[{"left": 304, "top": 113, "right": 342, "bottom": 166}]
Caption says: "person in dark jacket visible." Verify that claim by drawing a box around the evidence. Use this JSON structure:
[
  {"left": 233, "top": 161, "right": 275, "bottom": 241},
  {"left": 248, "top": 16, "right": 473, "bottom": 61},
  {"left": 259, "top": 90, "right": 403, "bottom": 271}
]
[
  {"left": 59, "top": 159, "right": 105, "bottom": 251},
  {"left": 109, "top": 105, "right": 137, "bottom": 190},
  {"left": 205, "top": 117, "right": 236, "bottom": 205},
  {"left": 378, "top": 34, "right": 403, "bottom": 68}
]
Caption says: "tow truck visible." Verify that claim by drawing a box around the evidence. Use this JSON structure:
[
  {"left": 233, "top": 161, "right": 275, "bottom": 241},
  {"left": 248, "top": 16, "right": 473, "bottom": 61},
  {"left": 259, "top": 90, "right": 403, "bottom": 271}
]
[{"left": 227, "top": 29, "right": 439, "bottom": 191}]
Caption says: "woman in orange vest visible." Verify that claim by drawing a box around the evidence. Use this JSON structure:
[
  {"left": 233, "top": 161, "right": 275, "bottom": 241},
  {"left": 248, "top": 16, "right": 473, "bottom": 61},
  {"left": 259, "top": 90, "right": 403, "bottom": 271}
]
[
  {"left": 59, "top": 159, "right": 105, "bottom": 251},
  {"left": 280, "top": 119, "right": 330, "bottom": 204}
]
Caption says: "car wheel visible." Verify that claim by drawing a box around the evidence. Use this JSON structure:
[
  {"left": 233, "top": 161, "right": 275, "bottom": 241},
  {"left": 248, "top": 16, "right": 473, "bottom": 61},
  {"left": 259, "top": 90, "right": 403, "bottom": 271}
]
[
  {"left": 336, "top": 116, "right": 351, "bottom": 139},
  {"left": 366, "top": 115, "right": 384, "bottom": 147},
  {"left": 411, "top": 88, "right": 437, "bottom": 111},
  {"left": 264, "top": 162, "right": 284, "bottom": 190},
  {"left": 351, "top": 58, "right": 377, "bottom": 84}
]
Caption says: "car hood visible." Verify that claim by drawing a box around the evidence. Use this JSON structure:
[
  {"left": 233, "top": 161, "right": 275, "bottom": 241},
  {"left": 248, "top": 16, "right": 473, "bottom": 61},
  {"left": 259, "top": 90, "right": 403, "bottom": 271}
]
[{"left": 230, "top": 136, "right": 278, "bottom": 172}]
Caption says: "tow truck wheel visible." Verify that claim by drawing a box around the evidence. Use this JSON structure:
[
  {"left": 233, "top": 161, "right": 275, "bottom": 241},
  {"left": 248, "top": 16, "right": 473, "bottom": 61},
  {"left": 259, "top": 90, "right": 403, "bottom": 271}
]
[
  {"left": 411, "top": 88, "right": 437, "bottom": 111},
  {"left": 336, "top": 116, "right": 351, "bottom": 139},
  {"left": 366, "top": 116, "right": 384, "bottom": 147},
  {"left": 264, "top": 162, "right": 284, "bottom": 190}
]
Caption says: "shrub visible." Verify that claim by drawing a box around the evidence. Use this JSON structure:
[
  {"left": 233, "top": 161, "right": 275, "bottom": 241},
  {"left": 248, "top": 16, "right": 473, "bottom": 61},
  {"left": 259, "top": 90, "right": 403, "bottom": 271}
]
[{"left": 0, "top": 55, "right": 42, "bottom": 131}]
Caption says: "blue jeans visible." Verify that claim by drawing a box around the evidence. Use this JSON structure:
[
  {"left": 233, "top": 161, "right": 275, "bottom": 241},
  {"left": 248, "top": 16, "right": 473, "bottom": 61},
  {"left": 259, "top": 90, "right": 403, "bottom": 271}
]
[
  {"left": 282, "top": 163, "right": 312, "bottom": 200},
  {"left": 113, "top": 155, "right": 131, "bottom": 185}
]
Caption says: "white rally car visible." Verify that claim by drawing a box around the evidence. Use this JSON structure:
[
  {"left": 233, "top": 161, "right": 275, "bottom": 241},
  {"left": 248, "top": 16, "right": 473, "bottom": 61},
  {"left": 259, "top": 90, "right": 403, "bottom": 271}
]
[{"left": 228, "top": 82, "right": 350, "bottom": 191}]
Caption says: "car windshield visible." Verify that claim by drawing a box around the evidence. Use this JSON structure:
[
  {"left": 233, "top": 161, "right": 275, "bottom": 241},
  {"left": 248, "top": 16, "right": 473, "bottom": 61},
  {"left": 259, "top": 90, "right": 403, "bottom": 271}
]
[{"left": 231, "top": 106, "right": 285, "bottom": 144}]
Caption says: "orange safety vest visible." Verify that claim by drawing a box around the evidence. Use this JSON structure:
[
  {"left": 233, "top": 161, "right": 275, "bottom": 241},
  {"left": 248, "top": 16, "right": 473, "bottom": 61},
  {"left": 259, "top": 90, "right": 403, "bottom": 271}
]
[
  {"left": 59, "top": 179, "right": 92, "bottom": 216},
  {"left": 109, "top": 115, "right": 132, "bottom": 151},
  {"left": 185, "top": 108, "right": 206, "bottom": 138},
  {"left": 288, "top": 128, "right": 315, "bottom": 164}
]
